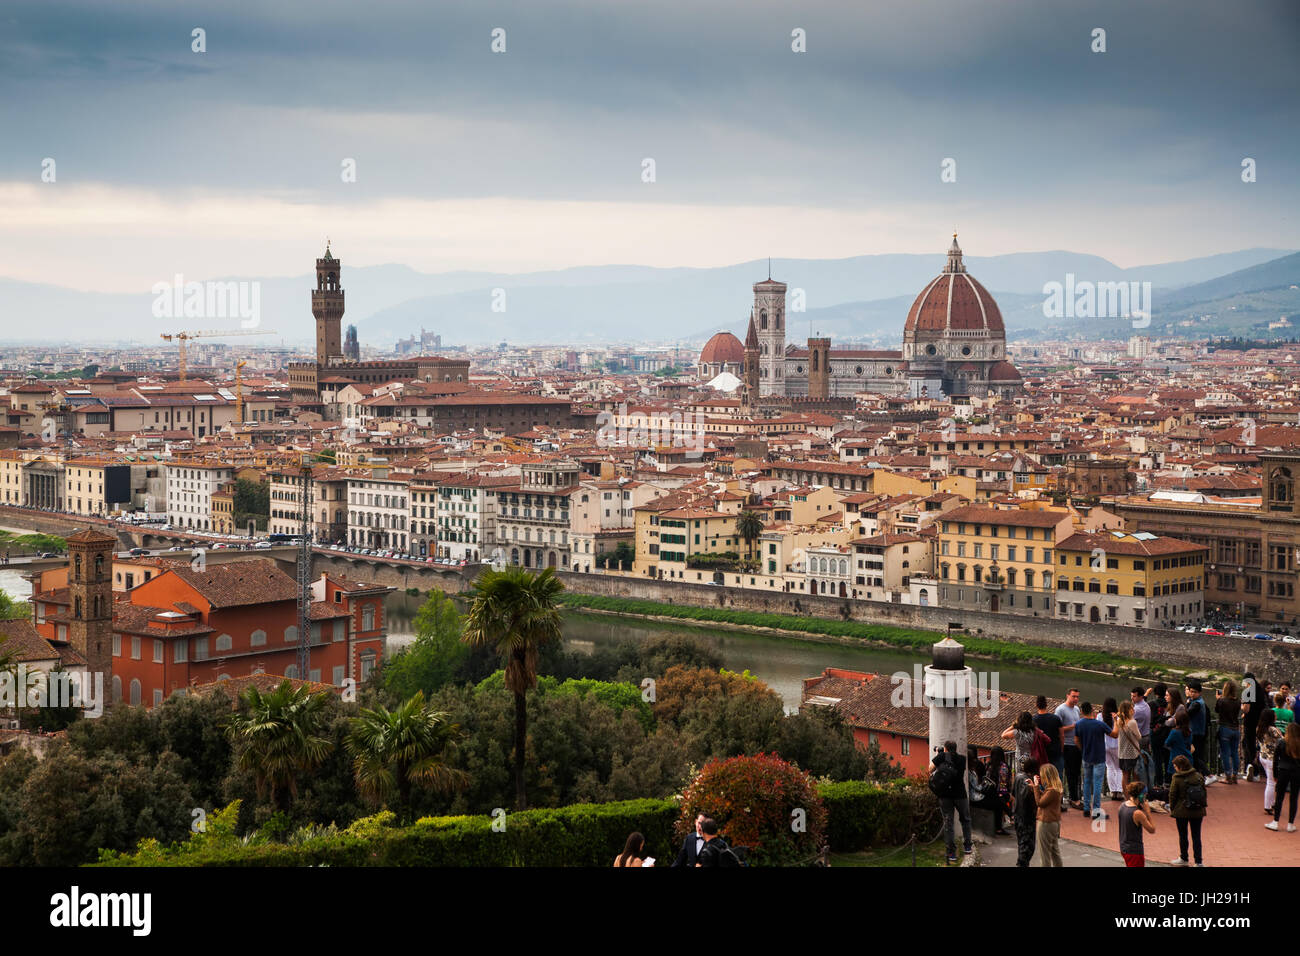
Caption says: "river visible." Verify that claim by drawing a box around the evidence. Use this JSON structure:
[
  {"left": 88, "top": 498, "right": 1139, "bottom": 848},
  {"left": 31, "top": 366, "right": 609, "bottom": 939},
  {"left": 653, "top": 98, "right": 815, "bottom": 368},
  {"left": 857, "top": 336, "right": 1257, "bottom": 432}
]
[{"left": 381, "top": 589, "right": 1132, "bottom": 712}]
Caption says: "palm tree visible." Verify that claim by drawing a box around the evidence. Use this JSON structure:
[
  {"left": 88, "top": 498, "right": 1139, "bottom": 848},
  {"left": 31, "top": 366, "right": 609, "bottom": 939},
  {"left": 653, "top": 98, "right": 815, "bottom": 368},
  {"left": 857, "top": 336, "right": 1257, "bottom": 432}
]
[
  {"left": 736, "top": 509, "right": 764, "bottom": 561},
  {"left": 346, "top": 691, "right": 468, "bottom": 820},
  {"left": 462, "top": 565, "right": 565, "bottom": 810},
  {"left": 227, "top": 680, "right": 334, "bottom": 813}
]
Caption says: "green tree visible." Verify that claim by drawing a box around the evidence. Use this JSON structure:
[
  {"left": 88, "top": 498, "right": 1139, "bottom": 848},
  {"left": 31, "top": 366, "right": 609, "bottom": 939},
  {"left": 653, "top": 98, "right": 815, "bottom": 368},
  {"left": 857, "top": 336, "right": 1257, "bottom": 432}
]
[
  {"left": 346, "top": 692, "right": 467, "bottom": 821},
  {"left": 232, "top": 477, "right": 269, "bottom": 532},
  {"left": 226, "top": 681, "right": 334, "bottom": 813},
  {"left": 462, "top": 566, "right": 565, "bottom": 810},
  {"left": 736, "top": 510, "right": 764, "bottom": 560},
  {"left": 380, "top": 590, "right": 467, "bottom": 702}
]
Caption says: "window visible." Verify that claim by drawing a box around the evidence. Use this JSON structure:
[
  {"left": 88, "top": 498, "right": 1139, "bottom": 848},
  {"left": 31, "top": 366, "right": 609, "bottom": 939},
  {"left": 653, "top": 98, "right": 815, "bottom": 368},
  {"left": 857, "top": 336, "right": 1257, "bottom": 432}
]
[
  {"left": 153, "top": 639, "right": 164, "bottom": 663},
  {"left": 334, "top": 619, "right": 346, "bottom": 642},
  {"left": 131, "top": 635, "right": 141, "bottom": 660},
  {"left": 215, "top": 633, "right": 233, "bottom": 652},
  {"left": 130, "top": 678, "right": 142, "bottom": 706},
  {"left": 285, "top": 625, "right": 298, "bottom": 644},
  {"left": 153, "top": 689, "right": 163, "bottom": 707},
  {"left": 901, "top": 738, "right": 910, "bottom": 756},
  {"left": 362, "top": 605, "right": 375, "bottom": 630},
  {"left": 173, "top": 639, "right": 187, "bottom": 663},
  {"left": 112, "top": 634, "right": 121, "bottom": 657},
  {"left": 251, "top": 628, "right": 266, "bottom": 646}
]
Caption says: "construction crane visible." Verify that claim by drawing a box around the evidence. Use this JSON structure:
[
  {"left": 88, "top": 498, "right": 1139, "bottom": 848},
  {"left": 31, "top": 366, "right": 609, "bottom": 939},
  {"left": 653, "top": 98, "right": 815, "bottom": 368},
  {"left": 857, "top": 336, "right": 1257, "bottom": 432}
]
[{"left": 160, "top": 329, "right": 276, "bottom": 382}]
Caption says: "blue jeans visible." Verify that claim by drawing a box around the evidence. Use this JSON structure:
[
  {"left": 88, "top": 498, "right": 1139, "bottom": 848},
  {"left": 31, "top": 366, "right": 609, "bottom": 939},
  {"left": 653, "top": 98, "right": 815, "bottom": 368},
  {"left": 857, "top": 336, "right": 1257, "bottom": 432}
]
[
  {"left": 1082, "top": 761, "right": 1106, "bottom": 815},
  {"left": 1218, "top": 726, "right": 1240, "bottom": 776}
]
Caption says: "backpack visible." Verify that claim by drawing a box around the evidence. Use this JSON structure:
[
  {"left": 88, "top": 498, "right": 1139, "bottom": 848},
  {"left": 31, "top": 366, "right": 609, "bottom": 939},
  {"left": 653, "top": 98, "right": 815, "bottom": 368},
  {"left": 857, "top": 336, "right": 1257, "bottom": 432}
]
[
  {"left": 700, "top": 837, "right": 747, "bottom": 867},
  {"left": 1030, "top": 728, "right": 1051, "bottom": 768},
  {"left": 1184, "top": 777, "right": 1208, "bottom": 811},
  {"left": 930, "top": 756, "right": 960, "bottom": 797}
]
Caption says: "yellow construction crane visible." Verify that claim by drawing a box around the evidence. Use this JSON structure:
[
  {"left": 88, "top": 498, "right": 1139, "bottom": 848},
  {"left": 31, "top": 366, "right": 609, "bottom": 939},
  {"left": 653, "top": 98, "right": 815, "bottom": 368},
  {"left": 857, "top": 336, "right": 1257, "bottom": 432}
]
[{"left": 160, "top": 329, "right": 276, "bottom": 381}]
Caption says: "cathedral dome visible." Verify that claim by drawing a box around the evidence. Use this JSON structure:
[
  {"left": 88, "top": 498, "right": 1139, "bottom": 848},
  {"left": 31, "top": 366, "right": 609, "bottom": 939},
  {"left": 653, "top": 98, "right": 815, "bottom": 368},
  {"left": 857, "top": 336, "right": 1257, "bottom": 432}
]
[
  {"left": 699, "top": 330, "right": 745, "bottom": 367},
  {"left": 903, "top": 235, "right": 1005, "bottom": 335},
  {"left": 988, "top": 360, "right": 1022, "bottom": 382}
]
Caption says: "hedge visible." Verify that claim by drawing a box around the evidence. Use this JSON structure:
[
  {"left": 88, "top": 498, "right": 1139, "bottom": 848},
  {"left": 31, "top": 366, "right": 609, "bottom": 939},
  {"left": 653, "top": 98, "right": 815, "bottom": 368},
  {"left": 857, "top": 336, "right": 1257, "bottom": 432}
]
[{"left": 97, "top": 782, "right": 934, "bottom": 866}]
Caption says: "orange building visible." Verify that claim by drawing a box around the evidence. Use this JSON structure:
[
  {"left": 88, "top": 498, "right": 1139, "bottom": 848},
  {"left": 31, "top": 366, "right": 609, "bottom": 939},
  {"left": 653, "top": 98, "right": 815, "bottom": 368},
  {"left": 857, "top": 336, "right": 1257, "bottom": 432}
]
[{"left": 31, "top": 558, "right": 392, "bottom": 709}]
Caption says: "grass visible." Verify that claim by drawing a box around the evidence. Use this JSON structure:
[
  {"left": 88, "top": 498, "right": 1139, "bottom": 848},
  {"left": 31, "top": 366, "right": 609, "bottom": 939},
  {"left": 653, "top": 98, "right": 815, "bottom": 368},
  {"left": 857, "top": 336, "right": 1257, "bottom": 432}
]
[
  {"left": 830, "top": 839, "right": 948, "bottom": 867},
  {"left": 0, "top": 531, "right": 66, "bottom": 554},
  {"left": 556, "top": 592, "right": 1195, "bottom": 681}
]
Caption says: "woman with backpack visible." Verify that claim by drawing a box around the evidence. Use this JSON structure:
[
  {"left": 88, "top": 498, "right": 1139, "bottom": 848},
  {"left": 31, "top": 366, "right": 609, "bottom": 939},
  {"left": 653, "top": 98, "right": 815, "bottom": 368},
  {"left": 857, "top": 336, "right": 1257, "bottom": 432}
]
[
  {"left": 1265, "top": 721, "right": 1300, "bottom": 832},
  {"left": 1168, "top": 754, "right": 1206, "bottom": 866},
  {"left": 1258, "top": 709, "right": 1284, "bottom": 815}
]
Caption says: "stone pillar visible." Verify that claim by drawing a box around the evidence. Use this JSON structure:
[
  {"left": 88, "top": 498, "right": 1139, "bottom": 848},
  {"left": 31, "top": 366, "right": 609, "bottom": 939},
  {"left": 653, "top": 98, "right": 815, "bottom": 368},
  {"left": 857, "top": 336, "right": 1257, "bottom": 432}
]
[{"left": 924, "top": 636, "right": 972, "bottom": 760}]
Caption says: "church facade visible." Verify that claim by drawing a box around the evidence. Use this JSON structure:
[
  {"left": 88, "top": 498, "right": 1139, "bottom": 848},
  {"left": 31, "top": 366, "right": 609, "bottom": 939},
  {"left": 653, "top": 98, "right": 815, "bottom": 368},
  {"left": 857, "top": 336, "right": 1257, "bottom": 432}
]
[{"left": 723, "top": 235, "right": 1022, "bottom": 404}]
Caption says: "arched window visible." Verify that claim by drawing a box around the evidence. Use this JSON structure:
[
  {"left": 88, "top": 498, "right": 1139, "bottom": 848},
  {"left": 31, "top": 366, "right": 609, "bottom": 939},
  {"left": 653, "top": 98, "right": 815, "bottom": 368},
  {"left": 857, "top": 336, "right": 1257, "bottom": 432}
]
[
  {"left": 74, "top": 554, "right": 82, "bottom": 580},
  {"left": 129, "top": 679, "right": 141, "bottom": 706},
  {"left": 285, "top": 625, "right": 298, "bottom": 644},
  {"left": 112, "top": 675, "right": 122, "bottom": 703},
  {"left": 284, "top": 664, "right": 299, "bottom": 679},
  {"left": 215, "top": 634, "right": 233, "bottom": 652},
  {"left": 760, "top": 309, "right": 768, "bottom": 330},
  {"left": 250, "top": 629, "right": 266, "bottom": 646},
  {"left": 94, "top": 553, "right": 103, "bottom": 578}
]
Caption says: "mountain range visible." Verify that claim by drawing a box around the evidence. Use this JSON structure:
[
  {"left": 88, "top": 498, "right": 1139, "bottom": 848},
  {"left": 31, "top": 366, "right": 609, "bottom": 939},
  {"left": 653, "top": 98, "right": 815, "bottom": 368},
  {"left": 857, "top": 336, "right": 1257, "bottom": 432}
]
[{"left": 1, "top": 247, "right": 1294, "bottom": 349}]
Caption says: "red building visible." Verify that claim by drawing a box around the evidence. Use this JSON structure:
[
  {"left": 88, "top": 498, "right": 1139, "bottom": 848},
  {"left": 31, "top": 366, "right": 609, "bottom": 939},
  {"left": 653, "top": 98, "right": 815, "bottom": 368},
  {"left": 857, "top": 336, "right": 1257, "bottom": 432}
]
[
  {"left": 32, "top": 557, "right": 393, "bottom": 709},
  {"left": 801, "top": 667, "right": 1058, "bottom": 776}
]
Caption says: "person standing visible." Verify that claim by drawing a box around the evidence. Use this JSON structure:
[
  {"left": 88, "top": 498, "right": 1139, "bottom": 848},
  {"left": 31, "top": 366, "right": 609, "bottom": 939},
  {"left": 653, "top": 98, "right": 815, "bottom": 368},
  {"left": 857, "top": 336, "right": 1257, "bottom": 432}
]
[
  {"left": 1012, "top": 757, "right": 1037, "bottom": 867},
  {"left": 1168, "top": 755, "right": 1207, "bottom": 865},
  {"left": 1258, "top": 709, "right": 1283, "bottom": 815},
  {"left": 1148, "top": 683, "right": 1170, "bottom": 788},
  {"left": 1103, "top": 697, "right": 1123, "bottom": 799},
  {"left": 1184, "top": 680, "right": 1211, "bottom": 778},
  {"left": 1074, "top": 701, "right": 1115, "bottom": 820},
  {"left": 695, "top": 818, "right": 739, "bottom": 867},
  {"left": 1033, "top": 695, "right": 1064, "bottom": 788},
  {"left": 672, "top": 812, "right": 706, "bottom": 867},
  {"left": 1243, "top": 673, "right": 1264, "bottom": 781},
  {"left": 1055, "top": 688, "right": 1082, "bottom": 811},
  {"left": 1273, "top": 692, "right": 1295, "bottom": 733},
  {"left": 929, "top": 741, "right": 973, "bottom": 863},
  {"left": 1116, "top": 700, "right": 1143, "bottom": 792},
  {"left": 1118, "top": 780, "right": 1157, "bottom": 867},
  {"left": 1265, "top": 722, "right": 1300, "bottom": 832},
  {"left": 1131, "top": 687, "right": 1152, "bottom": 752},
  {"left": 614, "top": 831, "right": 650, "bottom": 867},
  {"left": 1001, "top": 711, "right": 1041, "bottom": 772},
  {"left": 1215, "top": 680, "right": 1241, "bottom": 785},
  {"left": 1034, "top": 763, "right": 1064, "bottom": 867}
]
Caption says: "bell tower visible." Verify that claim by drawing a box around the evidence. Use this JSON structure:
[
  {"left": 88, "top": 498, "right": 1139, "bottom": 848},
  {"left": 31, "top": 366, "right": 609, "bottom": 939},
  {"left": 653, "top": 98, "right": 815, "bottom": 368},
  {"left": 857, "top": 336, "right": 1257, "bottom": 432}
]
[
  {"left": 754, "top": 272, "right": 787, "bottom": 397},
  {"left": 314, "top": 242, "right": 345, "bottom": 367},
  {"left": 66, "top": 528, "right": 115, "bottom": 706}
]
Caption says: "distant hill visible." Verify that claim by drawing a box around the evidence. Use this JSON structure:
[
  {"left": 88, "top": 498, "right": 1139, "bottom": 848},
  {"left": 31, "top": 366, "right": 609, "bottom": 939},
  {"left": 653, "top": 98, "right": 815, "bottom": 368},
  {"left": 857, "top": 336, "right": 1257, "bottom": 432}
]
[{"left": 0, "top": 247, "right": 1291, "bottom": 346}]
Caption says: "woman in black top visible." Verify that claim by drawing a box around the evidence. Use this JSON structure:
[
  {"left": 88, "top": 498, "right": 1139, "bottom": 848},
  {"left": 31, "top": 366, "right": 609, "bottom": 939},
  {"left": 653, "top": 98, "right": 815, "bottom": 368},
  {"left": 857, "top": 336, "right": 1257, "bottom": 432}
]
[{"left": 1242, "top": 672, "right": 1264, "bottom": 781}]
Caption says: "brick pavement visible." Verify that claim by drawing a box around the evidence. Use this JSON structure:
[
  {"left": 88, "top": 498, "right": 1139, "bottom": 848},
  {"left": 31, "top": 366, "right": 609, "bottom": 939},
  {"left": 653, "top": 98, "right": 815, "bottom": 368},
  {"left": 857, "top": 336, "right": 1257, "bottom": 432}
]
[{"left": 1057, "top": 774, "right": 1297, "bottom": 866}]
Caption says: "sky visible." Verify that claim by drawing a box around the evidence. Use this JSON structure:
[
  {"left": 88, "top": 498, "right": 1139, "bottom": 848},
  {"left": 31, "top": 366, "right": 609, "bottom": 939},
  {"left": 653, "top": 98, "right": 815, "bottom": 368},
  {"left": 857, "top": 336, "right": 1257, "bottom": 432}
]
[{"left": 1, "top": 0, "right": 1297, "bottom": 292}]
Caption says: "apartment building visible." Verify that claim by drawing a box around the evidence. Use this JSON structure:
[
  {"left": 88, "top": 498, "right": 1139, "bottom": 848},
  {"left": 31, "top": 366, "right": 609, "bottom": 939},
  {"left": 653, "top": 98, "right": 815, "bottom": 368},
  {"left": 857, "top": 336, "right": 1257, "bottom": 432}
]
[
  {"left": 347, "top": 473, "right": 410, "bottom": 551},
  {"left": 165, "top": 462, "right": 235, "bottom": 531},
  {"left": 934, "top": 504, "right": 1075, "bottom": 617},
  {"left": 64, "top": 457, "right": 133, "bottom": 517},
  {"left": 496, "top": 460, "right": 580, "bottom": 569},
  {"left": 1054, "top": 530, "right": 1206, "bottom": 628}
]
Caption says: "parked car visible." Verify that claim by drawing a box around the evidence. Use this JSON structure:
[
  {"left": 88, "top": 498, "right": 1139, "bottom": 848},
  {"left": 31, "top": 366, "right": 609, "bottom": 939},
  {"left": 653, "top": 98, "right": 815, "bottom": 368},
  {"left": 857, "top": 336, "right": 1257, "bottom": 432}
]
[
  {"left": 253, "top": 541, "right": 273, "bottom": 550},
  {"left": 1281, "top": 636, "right": 1300, "bottom": 645},
  {"left": 1253, "top": 633, "right": 1275, "bottom": 641},
  {"left": 1202, "top": 628, "right": 1225, "bottom": 636},
  {"left": 128, "top": 547, "right": 147, "bottom": 556},
  {"left": 1228, "top": 629, "right": 1250, "bottom": 638}
]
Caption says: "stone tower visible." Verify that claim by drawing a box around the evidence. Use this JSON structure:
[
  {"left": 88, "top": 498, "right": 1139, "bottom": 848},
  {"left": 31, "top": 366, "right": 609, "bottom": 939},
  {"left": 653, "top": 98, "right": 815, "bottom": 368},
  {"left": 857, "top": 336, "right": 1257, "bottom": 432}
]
[
  {"left": 741, "top": 315, "right": 760, "bottom": 409},
  {"left": 807, "top": 336, "right": 831, "bottom": 400},
  {"left": 754, "top": 274, "right": 787, "bottom": 397},
  {"left": 344, "top": 324, "right": 360, "bottom": 361},
  {"left": 66, "top": 528, "right": 115, "bottom": 702},
  {"left": 314, "top": 242, "right": 345, "bottom": 367}
]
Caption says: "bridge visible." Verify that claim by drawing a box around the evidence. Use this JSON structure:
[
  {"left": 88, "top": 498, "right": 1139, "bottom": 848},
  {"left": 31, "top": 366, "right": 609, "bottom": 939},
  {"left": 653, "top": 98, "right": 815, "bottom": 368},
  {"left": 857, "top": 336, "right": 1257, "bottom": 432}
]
[{"left": 0, "top": 505, "right": 478, "bottom": 594}]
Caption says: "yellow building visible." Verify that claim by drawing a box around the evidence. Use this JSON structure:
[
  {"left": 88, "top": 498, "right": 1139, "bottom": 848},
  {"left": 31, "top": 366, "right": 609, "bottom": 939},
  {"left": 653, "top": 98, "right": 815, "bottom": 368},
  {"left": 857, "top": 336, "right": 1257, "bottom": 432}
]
[
  {"left": 0, "top": 450, "right": 23, "bottom": 506},
  {"left": 1054, "top": 530, "right": 1206, "bottom": 628},
  {"left": 64, "top": 457, "right": 132, "bottom": 517},
  {"left": 935, "top": 504, "right": 1075, "bottom": 617},
  {"left": 635, "top": 501, "right": 744, "bottom": 580}
]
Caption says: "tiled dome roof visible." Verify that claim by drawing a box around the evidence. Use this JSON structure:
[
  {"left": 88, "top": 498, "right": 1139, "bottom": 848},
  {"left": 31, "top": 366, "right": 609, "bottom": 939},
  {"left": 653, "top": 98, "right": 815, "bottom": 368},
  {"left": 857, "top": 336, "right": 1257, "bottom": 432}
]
[
  {"left": 699, "top": 331, "right": 745, "bottom": 366},
  {"left": 904, "top": 236, "right": 1005, "bottom": 335}
]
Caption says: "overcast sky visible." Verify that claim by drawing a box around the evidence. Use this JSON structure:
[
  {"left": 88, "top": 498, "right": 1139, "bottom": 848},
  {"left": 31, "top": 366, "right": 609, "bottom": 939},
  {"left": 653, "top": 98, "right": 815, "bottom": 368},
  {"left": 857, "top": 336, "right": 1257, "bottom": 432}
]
[{"left": 2, "top": 0, "right": 1297, "bottom": 291}]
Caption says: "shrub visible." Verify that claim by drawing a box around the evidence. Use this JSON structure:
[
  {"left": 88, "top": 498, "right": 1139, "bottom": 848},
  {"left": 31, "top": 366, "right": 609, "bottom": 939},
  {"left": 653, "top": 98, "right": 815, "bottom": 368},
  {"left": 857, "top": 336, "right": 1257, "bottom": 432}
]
[
  {"left": 819, "top": 779, "right": 939, "bottom": 851},
  {"left": 676, "top": 753, "right": 826, "bottom": 866}
]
